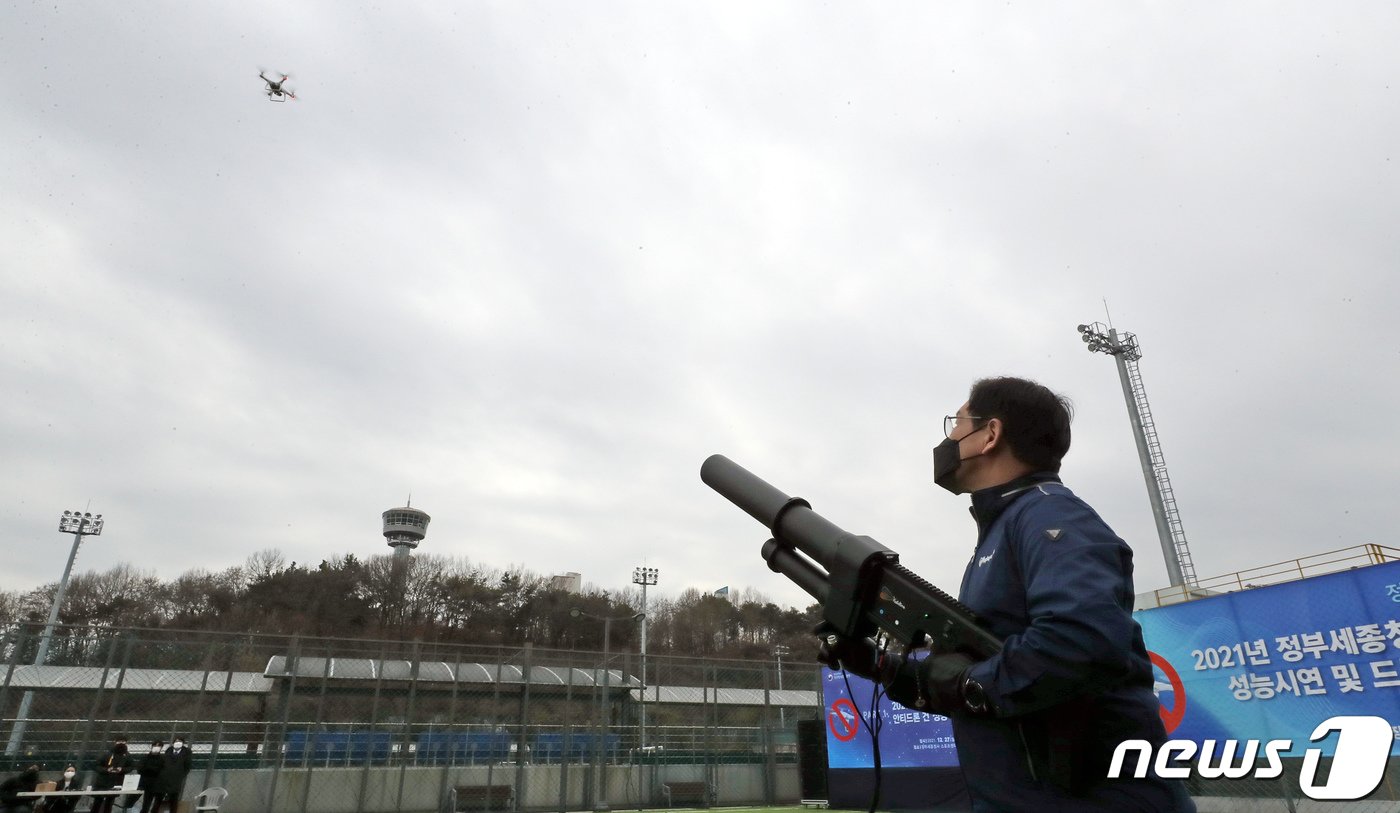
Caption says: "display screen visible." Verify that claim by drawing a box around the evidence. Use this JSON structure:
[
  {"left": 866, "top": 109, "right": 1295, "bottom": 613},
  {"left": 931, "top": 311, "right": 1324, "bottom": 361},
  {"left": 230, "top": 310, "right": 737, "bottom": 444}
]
[{"left": 820, "top": 655, "right": 960, "bottom": 769}]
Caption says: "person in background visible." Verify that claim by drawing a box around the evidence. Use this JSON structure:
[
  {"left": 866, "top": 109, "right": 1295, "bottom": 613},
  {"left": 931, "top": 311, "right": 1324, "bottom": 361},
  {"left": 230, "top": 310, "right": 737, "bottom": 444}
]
[
  {"left": 135, "top": 742, "right": 163, "bottom": 813},
  {"left": 0, "top": 765, "right": 41, "bottom": 813},
  {"left": 148, "top": 738, "right": 192, "bottom": 813},
  {"left": 91, "top": 736, "right": 133, "bottom": 813},
  {"left": 45, "top": 765, "right": 83, "bottom": 813}
]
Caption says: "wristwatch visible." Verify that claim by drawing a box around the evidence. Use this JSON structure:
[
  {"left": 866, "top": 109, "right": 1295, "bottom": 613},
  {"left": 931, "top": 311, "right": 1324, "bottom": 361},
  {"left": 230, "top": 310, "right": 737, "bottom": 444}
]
[{"left": 962, "top": 674, "right": 990, "bottom": 715}]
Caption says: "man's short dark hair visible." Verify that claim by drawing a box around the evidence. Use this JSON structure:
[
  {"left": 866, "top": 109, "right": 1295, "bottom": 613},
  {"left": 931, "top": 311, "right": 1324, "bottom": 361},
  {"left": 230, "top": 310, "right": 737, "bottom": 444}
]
[{"left": 968, "top": 376, "right": 1073, "bottom": 473}]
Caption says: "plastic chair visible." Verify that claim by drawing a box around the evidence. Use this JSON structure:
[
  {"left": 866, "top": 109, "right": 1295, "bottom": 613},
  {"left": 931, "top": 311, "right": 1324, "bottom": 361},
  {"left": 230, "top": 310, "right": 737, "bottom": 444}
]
[{"left": 192, "top": 788, "right": 228, "bottom": 813}]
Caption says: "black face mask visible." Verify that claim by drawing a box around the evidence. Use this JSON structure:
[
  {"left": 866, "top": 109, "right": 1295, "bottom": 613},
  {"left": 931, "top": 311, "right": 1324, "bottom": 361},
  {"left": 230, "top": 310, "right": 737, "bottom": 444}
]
[
  {"left": 933, "top": 427, "right": 986, "bottom": 494},
  {"left": 932, "top": 437, "right": 964, "bottom": 493}
]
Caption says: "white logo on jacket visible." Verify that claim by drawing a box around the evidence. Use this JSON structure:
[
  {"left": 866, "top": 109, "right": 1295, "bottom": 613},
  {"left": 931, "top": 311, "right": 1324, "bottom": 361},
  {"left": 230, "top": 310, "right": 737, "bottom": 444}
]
[{"left": 977, "top": 550, "right": 996, "bottom": 567}]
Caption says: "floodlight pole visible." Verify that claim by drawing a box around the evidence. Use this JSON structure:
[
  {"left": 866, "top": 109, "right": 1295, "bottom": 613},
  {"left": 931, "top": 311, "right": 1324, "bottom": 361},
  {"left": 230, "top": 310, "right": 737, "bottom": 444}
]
[
  {"left": 774, "top": 645, "right": 790, "bottom": 728},
  {"left": 5, "top": 511, "right": 104, "bottom": 755},
  {"left": 1077, "top": 322, "right": 1196, "bottom": 588},
  {"left": 631, "top": 567, "right": 658, "bottom": 750},
  {"left": 601, "top": 612, "right": 612, "bottom": 813}
]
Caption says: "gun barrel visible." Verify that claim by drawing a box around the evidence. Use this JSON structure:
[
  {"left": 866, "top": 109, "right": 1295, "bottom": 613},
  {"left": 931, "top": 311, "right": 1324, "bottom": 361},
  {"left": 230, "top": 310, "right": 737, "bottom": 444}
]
[
  {"left": 700, "top": 454, "right": 798, "bottom": 530},
  {"left": 761, "top": 539, "right": 831, "bottom": 604},
  {"left": 701, "top": 454, "right": 853, "bottom": 573},
  {"left": 704, "top": 453, "right": 1000, "bottom": 653}
]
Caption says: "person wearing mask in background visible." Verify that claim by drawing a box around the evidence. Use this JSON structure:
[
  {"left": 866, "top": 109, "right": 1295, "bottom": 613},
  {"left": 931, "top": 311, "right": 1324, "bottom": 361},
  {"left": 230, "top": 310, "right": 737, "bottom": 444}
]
[
  {"left": 46, "top": 766, "right": 83, "bottom": 813},
  {"left": 0, "top": 765, "right": 41, "bottom": 813},
  {"left": 135, "top": 742, "right": 163, "bottom": 813},
  {"left": 148, "top": 738, "right": 192, "bottom": 813},
  {"left": 91, "top": 736, "right": 133, "bottom": 813}
]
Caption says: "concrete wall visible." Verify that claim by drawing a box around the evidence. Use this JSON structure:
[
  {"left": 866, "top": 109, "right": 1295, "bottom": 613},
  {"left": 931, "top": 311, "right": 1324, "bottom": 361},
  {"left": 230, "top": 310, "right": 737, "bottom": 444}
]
[{"left": 197, "top": 763, "right": 799, "bottom": 813}]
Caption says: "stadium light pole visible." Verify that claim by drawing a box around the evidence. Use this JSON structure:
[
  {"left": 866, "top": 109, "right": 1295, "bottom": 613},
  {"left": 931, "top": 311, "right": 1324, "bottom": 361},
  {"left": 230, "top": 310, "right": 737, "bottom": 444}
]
[
  {"left": 571, "top": 606, "right": 644, "bottom": 812},
  {"left": 774, "top": 644, "right": 790, "bottom": 728},
  {"left": 5, "top": 510, "right": 104, "bottom": 755},
  {"left": 631, "top": 566, "right": 658, "bottom": 750},
  {"left": 1077, "top": 322, "right": 1196, "bottom": 587}
]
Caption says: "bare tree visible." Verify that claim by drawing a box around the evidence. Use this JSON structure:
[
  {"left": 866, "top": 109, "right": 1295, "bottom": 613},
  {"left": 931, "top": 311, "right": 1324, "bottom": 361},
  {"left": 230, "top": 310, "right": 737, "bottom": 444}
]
[{"left": 243, "top": 549, "right": 287, "bottom": 581}]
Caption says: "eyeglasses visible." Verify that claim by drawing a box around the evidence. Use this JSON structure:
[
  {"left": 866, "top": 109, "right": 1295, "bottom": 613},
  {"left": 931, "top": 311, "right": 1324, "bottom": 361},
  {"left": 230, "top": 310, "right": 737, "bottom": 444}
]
[{"left": 943, "top": 414, "right": 986, "bottom": 439}]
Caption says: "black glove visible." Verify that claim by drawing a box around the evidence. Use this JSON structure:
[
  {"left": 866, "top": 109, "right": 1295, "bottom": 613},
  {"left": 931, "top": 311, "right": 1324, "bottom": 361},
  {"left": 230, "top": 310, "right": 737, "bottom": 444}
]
[
  {"left": 816, "top": 632, "right": 901, "bottom": 685},
  {"left": 877, "top": 651, "right": 986, "bottom": 715},
  {"left": 918, "top": 652, "right": 977, "bottom": 714}
]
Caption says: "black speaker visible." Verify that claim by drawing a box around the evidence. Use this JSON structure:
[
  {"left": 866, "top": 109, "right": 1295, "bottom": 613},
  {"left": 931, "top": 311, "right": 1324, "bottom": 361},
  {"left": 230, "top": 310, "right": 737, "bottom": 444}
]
[{"left": 797, "top": 717, "right": 828, "bottom": 799}]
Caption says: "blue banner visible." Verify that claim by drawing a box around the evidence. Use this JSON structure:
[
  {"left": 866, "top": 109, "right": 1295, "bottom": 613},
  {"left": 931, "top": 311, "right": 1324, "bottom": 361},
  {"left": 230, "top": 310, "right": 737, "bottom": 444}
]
[
  {"left": 1135, "top": 560, "right": 1400, "bottom": 756},
  {"left": 820, "top": 659, "right": 960, "bottom": 769}
]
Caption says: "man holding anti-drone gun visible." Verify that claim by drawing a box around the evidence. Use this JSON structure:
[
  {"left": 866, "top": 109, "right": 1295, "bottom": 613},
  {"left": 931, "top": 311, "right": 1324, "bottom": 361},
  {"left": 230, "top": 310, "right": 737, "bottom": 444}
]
[{"left": 703, "top": 377, "right": 1194, "bottom": 812}]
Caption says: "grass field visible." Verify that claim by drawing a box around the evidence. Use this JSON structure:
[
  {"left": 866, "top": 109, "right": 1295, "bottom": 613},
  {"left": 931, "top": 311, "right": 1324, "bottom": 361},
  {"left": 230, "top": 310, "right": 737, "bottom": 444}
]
[{"left": 670, "top": 807, "right": 847, "bottom": 813}]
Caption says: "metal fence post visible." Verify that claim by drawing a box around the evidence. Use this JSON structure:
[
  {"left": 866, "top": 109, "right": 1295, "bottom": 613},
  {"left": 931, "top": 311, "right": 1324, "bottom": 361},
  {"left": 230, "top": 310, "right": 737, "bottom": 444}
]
[
  {"left": 187, "top": 641, "right": 217, "bottom": 752},
  {"left": 265, "top": 635, "right": 300, "bottom": 813},
  {"left": 621, "top": 650, "right": 635, "bottom": 810},
  {"left": 0, "top": 625, "right": 31, "bottom": 757},
  {"left": 705, "top": 664, "right": 715, "bottom": 809},
  {"left": 558, "top": 664, "right": 574, "bottom": 813},
  {"left": 298, "top": 644, "right": 335, "bottom": 813},
  {"left": 78, "top": 633, "right": 120, "bottom": 760},
  {"left": 513, "top": 643, "right": 531, "bottom": 813},
  {"left": 202, "top": 666, "right": 235, "bottom": 794},
  {"left": 100, "top": 636, "right": 136, "bottom": 748},
  {"left": 354, "top": 647, "right": 388, "bottom": 813},
  {"left": 437, "top": 654, "right": 464, "bottom": 811},
  {"left": 635, "top": 652, "right": 646, "bottom": 810},
  {"left": 395, "top": 639, "right": 422, "bottom": 813},
  {"left": 761, "top": 663, "right": 775, "bottom": 806},
  {"left": 589, "top": 651, "right": 601, "bottom": 812},
  {"left": 486, "top": 660, "right": 502, "bottom": 804}
]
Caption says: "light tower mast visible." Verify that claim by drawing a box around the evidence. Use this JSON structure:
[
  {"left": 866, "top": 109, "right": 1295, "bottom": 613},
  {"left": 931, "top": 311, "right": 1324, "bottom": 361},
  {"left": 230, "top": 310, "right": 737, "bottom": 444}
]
[
  {"left": 382, "top": 501, "right": 430, "bottom": 561},
  {"left": 1077, "top": 322, "right": 1197, "bottom": 588},
  {"left": 632, "top": 566, "right": 658, "bottom": 749},
  {"left": 5, "top": 510, "right": 104, "bottom": 754}
]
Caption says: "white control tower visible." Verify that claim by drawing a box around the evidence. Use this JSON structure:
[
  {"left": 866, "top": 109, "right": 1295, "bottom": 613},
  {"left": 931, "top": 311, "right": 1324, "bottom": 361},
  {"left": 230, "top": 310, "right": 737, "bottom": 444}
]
[{"left": 383, "top": 501, "right": 431, "bottom": 561}]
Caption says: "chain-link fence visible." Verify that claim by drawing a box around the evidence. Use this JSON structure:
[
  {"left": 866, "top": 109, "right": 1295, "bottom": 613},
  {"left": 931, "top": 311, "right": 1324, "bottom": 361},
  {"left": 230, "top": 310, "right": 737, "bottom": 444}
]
[
  {"left": 8, "top": 624, "right": 1400, "bottom": 813},
  {"left": 0, "top": 624, "right": 816, "bottom": 813}
]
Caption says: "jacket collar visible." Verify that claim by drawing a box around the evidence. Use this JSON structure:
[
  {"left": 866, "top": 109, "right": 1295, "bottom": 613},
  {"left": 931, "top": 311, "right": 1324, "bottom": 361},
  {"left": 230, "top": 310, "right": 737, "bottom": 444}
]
[{"left": 968, "top": 471, "right": 1062, "bottom": 530}]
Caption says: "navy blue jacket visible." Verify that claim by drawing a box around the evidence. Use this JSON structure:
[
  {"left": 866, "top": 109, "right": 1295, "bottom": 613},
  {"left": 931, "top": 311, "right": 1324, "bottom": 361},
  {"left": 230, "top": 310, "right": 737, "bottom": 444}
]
[{"left": 952, "top": 472, "right": 1194, "bottom": 812}]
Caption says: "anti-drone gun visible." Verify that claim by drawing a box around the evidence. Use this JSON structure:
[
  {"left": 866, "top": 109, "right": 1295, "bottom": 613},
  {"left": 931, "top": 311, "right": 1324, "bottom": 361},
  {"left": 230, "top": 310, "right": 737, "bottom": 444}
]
[{"left": 701, "top": 454, "right": 1001, "bottom": 659}]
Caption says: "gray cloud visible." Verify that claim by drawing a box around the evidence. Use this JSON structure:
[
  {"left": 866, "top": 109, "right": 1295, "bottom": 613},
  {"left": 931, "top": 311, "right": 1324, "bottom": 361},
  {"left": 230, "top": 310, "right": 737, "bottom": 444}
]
[{"left": 3, "top": 2, "right": 1399, "bottom": 614}]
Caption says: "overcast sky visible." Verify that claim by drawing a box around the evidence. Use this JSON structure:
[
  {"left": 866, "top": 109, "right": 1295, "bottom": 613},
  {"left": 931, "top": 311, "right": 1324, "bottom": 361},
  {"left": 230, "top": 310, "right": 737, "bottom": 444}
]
[{"left": 2, "top": 2, "right": 1398, "bottom": 615}]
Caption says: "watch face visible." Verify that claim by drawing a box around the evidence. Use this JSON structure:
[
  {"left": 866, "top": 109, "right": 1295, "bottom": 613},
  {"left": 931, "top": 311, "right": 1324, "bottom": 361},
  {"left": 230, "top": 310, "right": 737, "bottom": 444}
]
[{"left": 963, "top": 678, "right": 988, "bottom": 712}]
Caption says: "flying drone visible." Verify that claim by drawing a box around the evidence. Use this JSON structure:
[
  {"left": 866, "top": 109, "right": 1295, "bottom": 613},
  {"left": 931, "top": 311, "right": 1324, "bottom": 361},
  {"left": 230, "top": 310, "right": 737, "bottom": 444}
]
[{"left": 259, "top": 70, "right": 296, "bottom": 102}]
